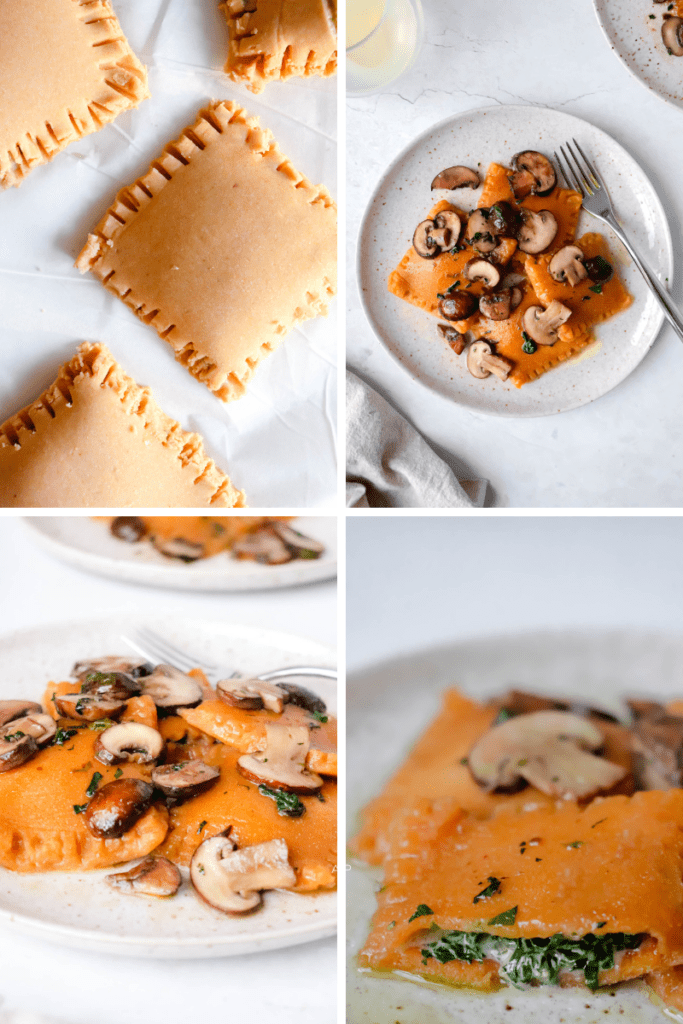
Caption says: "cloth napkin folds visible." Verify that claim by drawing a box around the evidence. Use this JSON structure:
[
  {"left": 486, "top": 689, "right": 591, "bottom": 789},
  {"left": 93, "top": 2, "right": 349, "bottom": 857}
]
[{"left": 346, "top": 371, "right": 487, "bottom": 508}]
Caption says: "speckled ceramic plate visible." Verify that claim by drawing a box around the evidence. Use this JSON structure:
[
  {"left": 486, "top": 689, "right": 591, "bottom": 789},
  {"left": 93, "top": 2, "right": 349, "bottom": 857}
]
[
  {"left": 22, "top": 517, "right": 336, "bottom": 592},
  {"left": 347, "top": 629, "right": 683, "bottom": 1023},
  {"left": 0, "top": 615, "right": 336, "bottom": 958},
  {"left": 594, "top": 0, "right": 683, "bottom": 110},
  {"left": 357, "top": 104, "right": 672, "bottom": 417}
]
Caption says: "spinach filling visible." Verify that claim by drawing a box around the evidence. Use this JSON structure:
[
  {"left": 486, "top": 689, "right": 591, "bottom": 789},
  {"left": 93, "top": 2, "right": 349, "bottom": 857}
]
[{"left": 420, "top": 929, "right": 645, "bottom": 990}]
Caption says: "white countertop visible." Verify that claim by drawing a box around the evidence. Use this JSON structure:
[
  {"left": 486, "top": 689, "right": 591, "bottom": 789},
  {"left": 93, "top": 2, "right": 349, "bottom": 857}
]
[
  {"left": 0, "top": 517, "right": 336, "bottom": 1024},
  {"left": 347, "top": 0, "right": 683, "bottom": 507}
]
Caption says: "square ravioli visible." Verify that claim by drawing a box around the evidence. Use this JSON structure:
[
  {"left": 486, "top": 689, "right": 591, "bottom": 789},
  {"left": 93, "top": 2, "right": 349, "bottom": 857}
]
[
  {"left": 220, "top": 0, "right": 337, "bottom": 92},
  {"left": 76, "top": 100, "right": 337, "bottom": 402},
  {"left": 0, "top": 342, "right": 244, "bottom": 508},
  {"left": 0, "top": 0, "right": 148, "bottom": 189},
  {"left": 360, "top": 790, "right": 683, "bottom": 991}
]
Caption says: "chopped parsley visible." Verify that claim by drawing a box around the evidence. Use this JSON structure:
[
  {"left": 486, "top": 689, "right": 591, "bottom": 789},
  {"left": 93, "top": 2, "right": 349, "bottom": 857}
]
[
  {"left": 589, "top": 283, "right": 603, "bottom": 294},
  {"left": 311, "top": 710, "right": 328, "bottom": 724},
  {"left": 420, "top": 929, "right": 644, "bottom": 990},
  {"left": 54, "top": 728, "right": 78, "bottom": 745},
  {"left": 212, "top": 522, "right": 226, "bottom": 536},
  {"left": 488, "top": 906, "right": 518, "bottom": 927},
  {"left": 259, "top": 784, "right": 305, "bottom": 817},
  {"left": 197, "top": 820, "right": 208, "bottom": 834},
  {"left": 408, "top": 904, "right": 434, "bottom": 923},
  {"left": 388, "top": 921, "right": 396, "bottom": 930},
  {"left": 89, "top": 718, "right": 115, "bottom": 731},
  {"left": 521, "top": 331, "right": 537, "bottom": 355},
  {"left": 460, "top": 756, "right": 469, "bottom": 766},
  {"left": 73, "top": 803, "right": 88, "bottom": 814},
  {"left": 473, "top": 877, "right": 501, "bottom": 904},
  {"left": 3, "top": 731, "right": 25, "bottom": 742},
  {"left": 114, "top": 768, "right": 123, "bottom": 779},
  {"left": 566, "top": 840, "right": 584, "bottom": 849},
  {"left": 86, "top": 771, "right": 103, "bottom": 797}
]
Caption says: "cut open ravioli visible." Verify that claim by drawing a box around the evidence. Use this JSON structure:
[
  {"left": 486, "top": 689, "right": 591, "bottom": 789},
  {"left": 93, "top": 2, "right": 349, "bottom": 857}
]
[
  {"left": 76, "top": 100, "right": 337, "bottom": 402},
  {"left": 220, "top": 0, "right": 337, "bottom": 93},
  {"left": 0, "top": 0, "right": 148, "bottom": 189},
  {"left": 0, "top": 342, "right": 244, "bottom": 508}
]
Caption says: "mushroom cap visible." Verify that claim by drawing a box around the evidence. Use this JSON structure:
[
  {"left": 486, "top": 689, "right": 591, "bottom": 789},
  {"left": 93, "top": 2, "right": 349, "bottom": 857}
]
[
  {"left": 517, "top": 209, "right": 558, "bottom": 254},
  {"left": 232, "top": 529, "right": 294, "bottom": 565},
  {"left": 412, "top": 219, "right": 441, "bottom": 259},
  {"left": 548, "top": 245, "right": 587, "bottom": 286},
  {"left": 152, "top": 759, "right": 220, "bottom": 801},
  {"left": 468, "top": 710, "right": 627, "bottom": 799},
  {"left": 467, "top": 341, "right": 495, "bottom": 379},
  {"left": 431, "top": 165, "right": 480, "bottom": 190},
  {"left": 79, "top": 670, "right": 142, "bottom": 701},
  {"left": 236, "top": 723, "right": 323, "bottom": 793},
  {"left": 84, "top": 778, "right": 154, "bottom": 838},
  {"left": 0, "top": 732, "right": 39, "bottom": 772},
  {"left": 276, "top": 682, "right": 327, "bottom": 716},
  {"left": 152, "top": 536, "right": 205, "bottom": 562},
  {"left": 106, "top": 855, "right": 181, "bottom": 898},
  {"left": 663, "top": 15, "right": 683, "bottom": 55},
  {"left": 217, "top": 675, "right": 286, "bottom": 713},
  {"left": 465, "top": 209, "right": 497, "bottom": 253},
  {"left": 110, "top": 517, "right": 148, "bottom": 543},
  {"left": 72, "top": 657, "right": 153, "bottom": 680},
  {"left": 510, "top": 151, "right": 557, "bottom": 197},
  {"left": 6, "top": 712, "right": 56, "bottom": 747},
  {"left": 523, "top": 300, "right": 572, "bottom": 346},
  {"left": 488, "top": 201, "right": 520, "bottom": 237},
  {"left": 463, "top": 258, "right": 501, "bottom": 288},
  {"left": 438, "top": 323, "right": 466, "bottom": 355},
  {"left": 94, "top": 722, "right": 164, "bottom": 765},
  {"left": 140, "top": 665, "right": 203, "bottom": 711},
  {"left": 54, "top": 692, "right": 127, "bottom": 722},
  {"left": 190, "top": 834, "right": 296, "bottom": 915},
  {"left": 479, "top": 288, "right": 512, "bottom": 322},
  {"left": 438, "top": 291, "right": 478, "bottom": 322},
  {"left": 270, "top": 523, "right": 325, "bottom": 557},
  {"left": 0, "top": 700, "right": 43, "bottom": 728}
]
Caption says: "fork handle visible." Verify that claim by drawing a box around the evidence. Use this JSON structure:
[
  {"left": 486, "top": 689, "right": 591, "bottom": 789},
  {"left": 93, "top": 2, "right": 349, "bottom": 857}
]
[
  {"left": 259, "top": 666, "right": 337, "bottom": 681},
  {"left": 602, "top": 211, "right": 683, "bottom": 344}
]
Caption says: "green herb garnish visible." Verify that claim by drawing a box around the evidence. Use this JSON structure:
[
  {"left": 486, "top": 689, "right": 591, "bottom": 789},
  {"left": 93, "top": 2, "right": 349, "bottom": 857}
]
[
  {"left": 212, "top": 522, "right": 226, "bottom": 535},
  {"left": 298, "top": 550, "right": 318, "bottom": 559},
  {"left": 311, "top": 710, "right": 328, "bottom": 724},
  {"left": 566, "top": 841, "right": 584, "bottom": 849},
  {"left": 259, "top": 784, "right": 305, "bottom": 817},
  {"left": 420, "top": 929, "right": 643, "bottom": 990},
  {"left": 86, "top": 771, "right": 103, "bottom": 797},
  {"left": 73, "top": 803, "right": 88, "bottom": 814},
  {"left": 488, "top": 906, "right": 518, "bottom": 926},
  {"left": 197, "top": 820, "right": 208, "bottom": 834},
  {"left": 473, "top": 877, "right": 501, "bottom": 904},
  {"left": 55, "top": 728, "right": 78, "bottom": 745},
  {"left": 89, "top": 718, "right": 115, "bottom": 731},
  {"left": 589, "top": 283, "right": 603, "bottom": 294},
  {"left": 521, "top": 330, "right": 537, "bottom": 355},
  {"left": 3, "top": 731, "right": 25, "bottom": 742},
  {"left": 408, "top": 904, "right": 434, "bottom": 923},
  {"left": 114, "top": 768, "right": 123, "bottom": 779}
]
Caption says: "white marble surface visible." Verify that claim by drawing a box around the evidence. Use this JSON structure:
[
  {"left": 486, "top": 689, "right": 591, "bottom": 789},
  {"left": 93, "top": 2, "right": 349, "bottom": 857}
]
[
  {"left": 0, "top": 517, "right": 336, "bottom": 1024},
  {"left": 346, "top": 0, "right": 683, "bottom": 507}
]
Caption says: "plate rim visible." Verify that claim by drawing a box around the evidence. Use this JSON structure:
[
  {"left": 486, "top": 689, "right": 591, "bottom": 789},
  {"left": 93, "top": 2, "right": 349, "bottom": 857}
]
[
  {"left": 0, "top": 614, "right": 337, "bottom": 957},
  {"left": 356, "top": 102, "right": 673, "bottom": 418}
]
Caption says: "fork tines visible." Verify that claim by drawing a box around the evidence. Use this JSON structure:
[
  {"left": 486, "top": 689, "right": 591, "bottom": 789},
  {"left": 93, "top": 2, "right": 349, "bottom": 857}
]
[{"left": 554, "top": 139, "right": 601, "bottom": 198}]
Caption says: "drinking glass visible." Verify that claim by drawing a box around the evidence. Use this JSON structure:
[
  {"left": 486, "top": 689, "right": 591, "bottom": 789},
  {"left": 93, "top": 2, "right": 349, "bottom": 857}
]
[{"left": 346, "top": 0, "right": 424, "bottom": 96}]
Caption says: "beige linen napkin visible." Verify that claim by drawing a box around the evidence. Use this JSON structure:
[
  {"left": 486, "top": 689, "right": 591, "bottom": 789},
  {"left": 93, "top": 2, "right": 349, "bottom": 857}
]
[{"left": 346, "top": 371, "right": 487, "bottom": 508}]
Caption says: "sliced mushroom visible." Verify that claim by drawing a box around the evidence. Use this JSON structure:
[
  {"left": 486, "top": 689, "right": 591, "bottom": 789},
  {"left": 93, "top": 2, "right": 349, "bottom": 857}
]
[
  {"left": 479, "top": 288, "right": 513, "bottom": 321},
  {"left": 467, "top": 341, "right": 512, "bottom": 381},
  {"left": 232, "top": 529, "right": 293, "bottom": 565},
  {"left": 631, "top": 711, "right": 683, "bottom": 789},
  {"left": 492, "top": 689, "right": 619, "bottom": 726},
  {"left": 663, "top": 15, "right": 683, "bottom": 55},
  {"left": 0, "top": 700, "right": 43, "bottom": 728},
  {"left": 276, "top": 683, "right": 327, "bottom": 716},
  {"left": 190, "top": 833, "right": 296, "bottom": 915},
  {"left": 54, "top": 692, "right": 127, "bottom": 722},
  {"left": 84, "top": 778, "right": 154, "bottom": 838},
  {"left": 79, "top": 670, "right": 142, "bottom": 701},
  {"left": 510, "top": 286, "right": 523, "bottom": 310},
  {"left": 628, "top": 698, "right": 665, "bottom": 721},
  {"left": 522, "top": 300, "right": 572, "bottom": 346},
  {"left": 438, "top": 323, "right": 466, "bottom": 355},
  {"left": 468, "top": 709, "right": 626, "bottom": 799},
  {"left": 152, "top": 760, "right": 220, "bottom": 802},
  {"left": 433, "top": 210, "right": 463, "bottom": 249},
  {"left": 94, "top": 722, "right": 164, "bottom": 765},
  {"left": 106, "top": 856, "right": 181, "bottom": 897},
  {"left": 583, "top": 254, "right": 613, "bottom": 284},
  {"left": 516, "top": 209, "right": 558, "bottom": 254},
  {"left": 463, "top": 258, "right": 501, "bottom": 289},
  {"left": 412, "top": 219, "right": 441, "bottom": 259},
  {"left": 431, "top": 165, "right": 480, "bottom": 190},
  {"left": 270, "top": 522, "right": 325, "bottom": 558},
  {"left": 237, "top": 723, "right": 323, "bottom": 793},
  {"left": 438, "top": 290, "right": 478, "bottom": 321},
  {"left": 110, "top": 517, "right": 148, "bottom": 543},
  {"left": 72, "top": 657, "right": 153, "bottom": 680},
  {"left": 0, "top": 732, "right": 38, "bottom": 772},
  {"left": 465, "top": 209, "right": 497, "bottom": 253},
  {"left": 6, "top": 712, "right": 56, "bottom": 747},
  {"left": 140, "top": 665, "right": 203, "bottom": 712},
  {"left": 509, "top": 151, "right": 557, "bottom": 198},
  {"left": 217, "top": 675, "right": 286, "bottom": 713},
  {"left": 151, "top": 536, "right": 205, "bottom": 562},
  {"left": 488, "top": 201, "right": 520, "bottom": 237},
  {"left": 549, "top": 245, "right": 588, "bottom": 286}
]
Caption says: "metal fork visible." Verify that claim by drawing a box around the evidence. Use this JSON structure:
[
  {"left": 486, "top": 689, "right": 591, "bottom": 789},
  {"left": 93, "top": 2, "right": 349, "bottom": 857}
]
[
  {"left": 554, "top": 139, "right": 683, "bottom": 344},
  {"left": 121, "top": 625, "right": 337, "bottom": 682}
]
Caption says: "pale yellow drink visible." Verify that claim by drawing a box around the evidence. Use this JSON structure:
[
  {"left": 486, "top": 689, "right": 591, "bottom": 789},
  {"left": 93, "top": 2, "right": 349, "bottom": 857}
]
[{"left": 346, "top": 0, "right": 386, "bottom": 48}]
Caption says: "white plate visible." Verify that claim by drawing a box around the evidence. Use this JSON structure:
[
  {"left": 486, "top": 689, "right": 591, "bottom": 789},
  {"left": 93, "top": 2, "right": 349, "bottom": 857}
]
[
  {"left": 594, "top": 0, "right": 683, "bottom": 111},
  {"left": 347, "top": 629, "right": 683, "bottom": 1023},
  {"left": 22, "top": 517, "right": 336, "bottom": 592},
  {"left": 357, "top": 104, "right": 672, "bottom": 417},
  {"left": 0, "top": 614, "right": 336, "bottom": 957}
]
